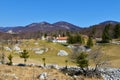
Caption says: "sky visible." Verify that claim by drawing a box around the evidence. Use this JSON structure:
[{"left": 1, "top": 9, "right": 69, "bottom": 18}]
[{"left": 0, "top": 0, "right": 120, "bottom": 27}]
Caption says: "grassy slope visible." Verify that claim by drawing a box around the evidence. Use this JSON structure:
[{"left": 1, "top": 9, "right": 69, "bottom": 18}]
[
  {"left": 2, "top": 39, "right": 120, "bottom": 67},
  {"left": 4, "top": 40, "right": 74, "bottom": 66},
  {"left": 101, "top": 44, "right": 120, "bottom": 67},
  {"left": 90, "top": 44, "right": 120, "bottom": 68}
]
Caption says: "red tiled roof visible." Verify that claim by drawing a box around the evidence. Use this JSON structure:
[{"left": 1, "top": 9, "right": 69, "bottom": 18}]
[{"left": 57, "top": 37, "right": 68, "bottom": 40}]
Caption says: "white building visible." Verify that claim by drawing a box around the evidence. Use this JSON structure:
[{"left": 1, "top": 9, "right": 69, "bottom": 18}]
[{"left": 53, "top": 37, "right": 68, "bottom": 43}]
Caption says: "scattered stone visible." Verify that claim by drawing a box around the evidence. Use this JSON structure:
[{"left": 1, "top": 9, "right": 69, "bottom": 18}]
[
  {"left": 46, "top": 64, "right": 59, "bottom": 69},
  {"left": 67, "top": 45, "right": 75, "bottom": 49},
  {"left": 57, "top": 50, "right": 68, "bottom": 56},
  {"left": 80, "top": 46, "right": 86, "bottom": 52},
  {"left": 45, "top": 48, "right": 48, "bottom": 52},
  {"left": 86, "top": 49, "right": 91, "bottom": 52},
  {"left": 16, "top": 50, "right": 23, "bottom": 54},
  {"left": 38, "top": 72, "right": 47, "bottom": 80},
  {"left": 35, "top": 50, "right": 44, "bottom": 54},
  {"left": 67, "top": 45, "right": 91, "bottom": 52},
  {"left": 13, "top": 46, "right": 21, "bottom": 51},
  {"left": 33, "top": 48, "right": 49, "bottom": 54},
  {"left": 32, "top": 48, "right": 40, "bottom": 51},
  {"left": 4, "top": 47, "right": 12, "bottom": 51},
  {"left": 111, "top": 41, "right": 120, "bottom": 45},
  {"left": 34, "top": 42, "right": 38, "bottom": 45},
  {"left": 102, "top": 68, "right": 120, "bottom": 80},
  {"left": 1, "top": 73, "right": 18, "bottom": 80}
]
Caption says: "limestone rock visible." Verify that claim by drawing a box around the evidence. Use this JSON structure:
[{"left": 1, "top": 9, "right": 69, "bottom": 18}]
[{"left": 57, "top": 50, "right": 68, "bottom": 56}]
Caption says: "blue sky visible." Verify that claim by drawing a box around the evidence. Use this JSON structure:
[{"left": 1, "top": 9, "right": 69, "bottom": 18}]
[{"left": 0, "top": 0, "right": 120, "bottom": 27}]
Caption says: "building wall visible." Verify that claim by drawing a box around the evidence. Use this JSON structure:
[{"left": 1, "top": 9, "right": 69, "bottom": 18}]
[{"left": 53, "top": 40, "right": 67, "bottom": 43}]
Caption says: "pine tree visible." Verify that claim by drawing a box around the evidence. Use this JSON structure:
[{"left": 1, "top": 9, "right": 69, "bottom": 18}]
[
  {"left": 20, "top": 50, "right": 29, "bottom": 64},
  {"left": 76, "top": 52, "right": 88, "bottom": 72},
  {"left": 65, "top": 60, "right": 68, "bottom": 69},
  {"left": 42, "top": 58, "right": 46, "bottom": 67},
  {"left": 77, "top": 52, "right": 88, "bottom": 67},
  {"left": 91, "top": 27, "right": 96, "bottom": 38},
  {"left": 102, "top": 24, "right": 111, "bottom": 43},
  {"left": 87, "top": 36, "right": 93, "bottom": 48},
  {"left": 67, "top": 34, "right": 84, "bottom": 44},
  {"left": 1, "top": 53, "right": 5, "bottom": 64},
  {"left": 113, "top": 24, "right": 120, "bottom": 39},
  {"left": 8, "top": 54, "right": 13, "bottom": 65},
  {"left": 44, "top": 33, "right": 47, "bottom": 38},
  {"left": 76, "top": 34, "right": 83, "bottom": 44},
  {"left": 82, "top": 37, "right": 85, "bottom": 45},
  {"left": 66, "top": 31, "right": 70, "bottom": 36},
  {"left": 67, "top": 35, "right": 74, "bottom": 44},
  {"left": 70, "top": 48, "right": 89, "bottom": 74}
]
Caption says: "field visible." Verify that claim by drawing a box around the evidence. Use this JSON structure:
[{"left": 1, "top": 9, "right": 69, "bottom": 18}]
[
  {"left": 1, "top": 39, "right": 73, "bottom": 66},
  {"left": 99, "top": 44, "right": 120, "bottom": 67},
  {"left": 0, "top": 65, "right": 103, "bottom": 80},
  {"left": 0, "top": 64, "right": 70, "bottom": 80},
  {"left": 1, "top": 39, "right": 120, "bottom": 67},
  {"left": 0, "top": 39, "right": 119, "bottom": 80}
]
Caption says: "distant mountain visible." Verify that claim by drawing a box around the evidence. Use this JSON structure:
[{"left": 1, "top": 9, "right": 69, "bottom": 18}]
[
  {"left": 0, "top": 20, "right": 119, "bottom": 39},
  {"left": 0, "top": 26, "right": 23, "bottom": 33},
  {"left": 0, "top": 21, "right": 81, "bottom": 33},
  {"left": 80, "top": 20, "right": 120, "bottom": 37},
  {"left": 99, "top": 20, "right": 120, "bottom": 25},
  {"left": 23, "top": 21, "right": 81, "bottom": 32},
  {"left": 53, "top": 21, "right": 81, "bottom": 30}
]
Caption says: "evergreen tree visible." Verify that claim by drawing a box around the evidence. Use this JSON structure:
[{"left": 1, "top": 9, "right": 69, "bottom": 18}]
[
  {"left": 67, "top": 35, "right": 74, "bottom": 44},
  {"left": 82, "top": 37, "right": 85, "bottom": 45},
  {"left": 62, "top": 32, "right": 65, "bottom": 37},
  {"left": 8, "top": 54, "right": 13, "bottom": 65},
  {"left": 67, "top": 34, "right": 84, "bottom": 44},
  {"left": 20, "top": 50, "right": 29, "bottom": 64},
  {"left": 66, "top": 31, "right": 70, "bottom": 36},
  {"left": 87, "top": 36, "right": 93, "bottom": 48},
  {"left": 1, "top": 53, "right": 5, "bottom": 64},
  {"left": 44, "top": 33, "right": 47, "bottom": 38},
  {"left": 42, "top": 58, "right": 46, "bottom": 67},
  {"left": 70, "top": 47, "right": 89, "bottom": 75},
  {"left": 76, "top": 52, "right": 88, "bottom": 69},
  {"left": 65, "top": 60, "right": 68, "bottom": 69},
  {"left": 76, "top": 34, "right": 83, "bottom": 44},
  {"left": 91, "top": 27, "right": 96, "bottom": 38},
  {"left": 102, "top": 24, "right": 111, "bottom": 43},
  {"left": 113, "top": 24, "right": 120, "bottom": 38}
]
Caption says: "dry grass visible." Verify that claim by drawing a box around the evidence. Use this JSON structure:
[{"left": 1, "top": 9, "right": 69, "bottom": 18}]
[
  {"left": 0, "top": 65, "right": 70, "bottom": 80},
  {"left": 102, "top": 44, "right": 120, "bottom": 67},
  {"left": 92, "top": 44, "right": 120, "bottom": 68},
  {"left": 2, "top": 40, "right": 73, "bottom": 66},
  {"left": 0, "top": 39, "right": 108, "bottom": 80},
  {"left": 0, "top": 65, "right": 103, "bottom": 80},
  {"left": 2, "top": 39, "right": 120, "bottom": 68},
  {"left": 0, "top": 38, "right": 119, "bottom": 80}
]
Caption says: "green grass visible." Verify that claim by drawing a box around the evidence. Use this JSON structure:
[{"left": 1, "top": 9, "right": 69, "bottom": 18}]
[
  {"left": 2, "top": 39, "right": 120, "bottom": 67},
  {"left": 3, "top": 39, "right": 74, "bottom": 66}
]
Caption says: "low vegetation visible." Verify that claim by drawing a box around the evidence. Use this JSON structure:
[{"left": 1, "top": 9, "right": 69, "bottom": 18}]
[{"left": 0, "top": 30, "right": 119, "bottom": 79}]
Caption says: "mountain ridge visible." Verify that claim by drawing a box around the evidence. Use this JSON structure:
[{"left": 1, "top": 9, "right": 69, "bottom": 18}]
[
  {"left": 0, "top": 21, "right": 82, "bottom": 33},
  {"left": 0, "top": 20, "right": 119, "bottom": 39}
]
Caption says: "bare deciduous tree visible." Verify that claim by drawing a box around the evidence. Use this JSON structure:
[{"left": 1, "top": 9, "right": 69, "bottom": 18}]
[{"left": 88, "top": 47, "right": 110, "bottom": 72}]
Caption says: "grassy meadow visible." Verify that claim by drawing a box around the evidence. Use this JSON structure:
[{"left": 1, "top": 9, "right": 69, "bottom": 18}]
[
  {"left": 100, "top": 44, "right": 120, "bottom": 67},
  {"left": 2, "top": 39, "right": 74, "bottom": 66},
  {"left": 1, "top": 39, "right": 120, "bottom": 67}
]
